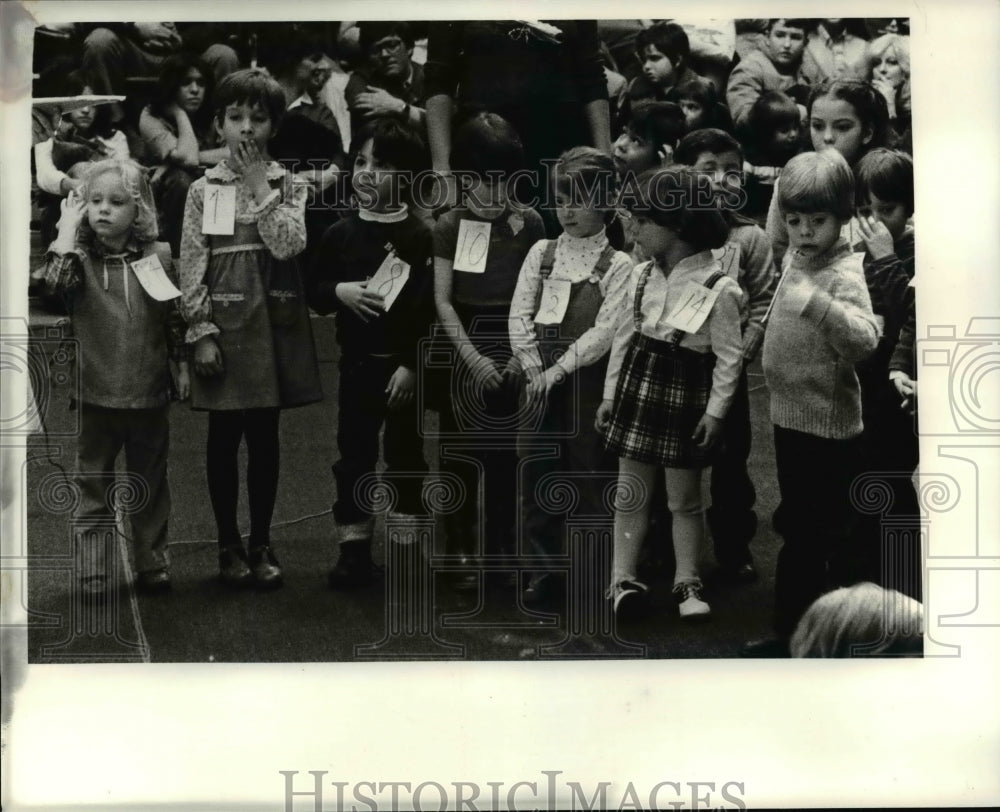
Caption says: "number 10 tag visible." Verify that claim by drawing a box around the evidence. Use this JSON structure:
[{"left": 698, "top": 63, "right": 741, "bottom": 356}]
[
  {"left": 663, "top": 280, "right": 720, "bottom": 333},
  {"left": 202, "top": 185, "right": 236, "bottom": 235},
  {"left": 453, "top": 219, "right": 491, "bottom": 273}
]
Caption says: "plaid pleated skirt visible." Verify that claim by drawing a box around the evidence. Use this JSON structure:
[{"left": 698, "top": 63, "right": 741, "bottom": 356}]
[{"left": 602, "top": 332, "right": 716, "bottom": 468}]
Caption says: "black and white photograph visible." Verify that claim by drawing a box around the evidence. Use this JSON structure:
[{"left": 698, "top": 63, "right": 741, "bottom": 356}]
[{"left": 2, "top": 1, "right": 998, "bottom": 809}]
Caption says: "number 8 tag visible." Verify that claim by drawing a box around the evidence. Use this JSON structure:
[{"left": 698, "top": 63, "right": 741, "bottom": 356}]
[{"left": 453, "top": 219, "right": 491, "bottom": 273}]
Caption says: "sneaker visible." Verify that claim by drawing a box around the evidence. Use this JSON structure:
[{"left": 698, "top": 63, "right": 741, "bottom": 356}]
[
  {"left": 674, "top": 581, "right": 711, "bottom": 619},
  {"left": 608, "top": 579, "right": 650, "bottom": 621}
]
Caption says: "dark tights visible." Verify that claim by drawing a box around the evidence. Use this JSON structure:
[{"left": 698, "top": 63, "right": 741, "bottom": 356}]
[{"left": 206, "top": 408, "right": 280, "bottom": 550}]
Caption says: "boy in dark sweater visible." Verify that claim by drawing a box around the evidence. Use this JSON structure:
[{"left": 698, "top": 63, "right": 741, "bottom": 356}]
[{"left": 308, "top": 118, "right": 434, "bottom": 588}]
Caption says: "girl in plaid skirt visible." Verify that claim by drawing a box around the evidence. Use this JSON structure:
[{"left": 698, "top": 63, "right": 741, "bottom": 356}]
[{"left": 596, "top": 169, "right": 744, "bottom": 619}]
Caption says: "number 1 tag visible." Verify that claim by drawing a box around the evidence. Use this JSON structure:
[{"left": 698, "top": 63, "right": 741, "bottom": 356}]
[
  {"left": 453, "top": 219, "right": 491, "bottom": 273},
  {"left": 367, "top": 252, "right": 411, "bottom": 312},
  {"left": 130, "top": 254, "right": 181, "bottom": 301},
  {"left": 663, "top": 280, "right": 720, "bottom": 333},
  {"left": 202, "top": 185, "right": 236, "bottom": 235},
  {"left": 534, "top": 279, "right": 571, "bottom": 325}
]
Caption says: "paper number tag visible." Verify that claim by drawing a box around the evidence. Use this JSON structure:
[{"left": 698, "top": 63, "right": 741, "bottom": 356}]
[
  {"left": 534, "top": 279, "right": 572, "bottom": 325},
  {"left": 711, "top": 243, "right": 741, "bottom": 280},
  {"left": 367, "top": 252, "right": 411, "bottom": 312},
  {"left": 453, "top": 219, "right": 491, "bottom": 273},
  {"left": 663, "top": 280, "right": 720, "bottom": 334},
  {"left": 130, "top": 254, "right": 181, "bottom": 301},
  {"left": 202, "top": 185, "right": 236, "bottom": 235}
]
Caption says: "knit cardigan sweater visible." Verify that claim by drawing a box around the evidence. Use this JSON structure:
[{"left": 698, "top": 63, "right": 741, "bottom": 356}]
[{"left": 762, "top": 240, "right": 879, "bottom": 439}]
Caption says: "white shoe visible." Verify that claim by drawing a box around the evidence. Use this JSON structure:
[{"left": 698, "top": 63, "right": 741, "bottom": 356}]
[{"left": 674, "top": 580, "right": 711, "bottom": 619}]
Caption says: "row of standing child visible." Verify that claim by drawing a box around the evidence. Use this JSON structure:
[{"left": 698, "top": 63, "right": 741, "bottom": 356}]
[{"left": 37, "top": 68, "right": 918, "bottom": 654}]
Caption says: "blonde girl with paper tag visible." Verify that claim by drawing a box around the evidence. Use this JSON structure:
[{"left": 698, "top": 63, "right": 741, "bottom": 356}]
[
  {"left": 305, "top": 118, "right": 435, "bottom": 589},
  {"left": 432, "top": 111, "right": 546, "bottom": 592},
  {"left": 596, "top": 168, "right": 743, "bottom": 621},
  {"left": 36, "top": 158, "right": 188, "bottom": 599},
  {"left": 508, "top": 147, "right": 633, "bottom": 607},
  {"left": 179, "top": 68, "right": 321, "bottom": 590}
]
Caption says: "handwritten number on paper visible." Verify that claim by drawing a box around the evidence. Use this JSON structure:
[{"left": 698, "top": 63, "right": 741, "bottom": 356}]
[
  {"left": 534, "top": 278, "right": 571, "bottom": 325},
  {"left": 202, "top": 185, "right": 236, "bottom": 235},
  {"left": 368, "top": 251, "right": 411, "bottom": 311},
  {"left": 453, "top": 219, "right": 491, "bottom": 273},
  {"left": 663, "top": 280, "right": 720, "bottom": 333}
]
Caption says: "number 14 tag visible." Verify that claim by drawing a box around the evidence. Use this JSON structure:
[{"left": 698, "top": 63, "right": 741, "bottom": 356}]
[{"left": 663, "top": 280, "right": 719, "bottom": 333}]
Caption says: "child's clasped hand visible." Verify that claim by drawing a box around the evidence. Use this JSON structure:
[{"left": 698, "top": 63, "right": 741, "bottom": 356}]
[{"left": 335, "top": 281, "right": 385, "bottom": 322}]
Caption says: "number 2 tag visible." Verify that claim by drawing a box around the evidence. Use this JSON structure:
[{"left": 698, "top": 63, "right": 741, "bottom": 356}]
[
  {"left": 453, "top": 219, "right": 491, "bottom": 273},
  {"left": 534, "top": 279, "right": 571, "bottom": 325},
  {"left": 663, "top": 280, "right": 720, "bottom": 333},
  {"left": 202, "top": 185, "right": 236, "bottom": 235}
]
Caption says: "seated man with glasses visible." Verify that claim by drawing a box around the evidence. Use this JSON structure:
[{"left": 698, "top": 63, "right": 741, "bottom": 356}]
[{"left": 345, "top": 22, "right": 426, "bottom": 139}]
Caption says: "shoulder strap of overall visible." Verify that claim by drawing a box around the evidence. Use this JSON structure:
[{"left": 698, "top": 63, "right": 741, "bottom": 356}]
[
  {"left": 539, "top": 239, "right": 558, "bottom": 279},
  {"left": 668, "top": 269, "right": 729, "bottom": 346},
  {"left": 633, "top": 261, "right": 655, "bottom": 330},
  {"left": 591, "top": 243, "right": 617, "bottom": 282}
]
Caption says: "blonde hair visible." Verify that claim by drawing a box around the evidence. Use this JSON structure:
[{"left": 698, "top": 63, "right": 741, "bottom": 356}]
[
  {"left": 867, "top": 34, "right": 911, "bottom": 81},
  {"left": 778, "top": 150, "right": 855, "bottom": 221},
  {"left": 78, "top": 158, "right": 159, "bottom": 245},
  {"left": 790, "top": 582, "right": 923, "bottom": 657}
]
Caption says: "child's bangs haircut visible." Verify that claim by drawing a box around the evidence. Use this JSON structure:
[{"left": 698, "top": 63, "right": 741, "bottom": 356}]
[
  {"left": 352, "top": 117, "right": 428, "bottom": 176},
  {"left": 78, "top": 158, "right": 159, "bottom": 243},
  {"left": 748, "top": 91, "right": 800, "bottom": 134},
  {"left": 854, "top": 147, "right": 914, "bottom": 215},
  {"left": 626, "top": 167, "right": 729, "bottom": 249},
  {"left": 778, "top": 150, "right": 855, "bottom": 221},
  {"left": 807, "top": 79, "right": 890, "bottom": 154},
  {"left": 450, "top": 111, "right": 524, "bottom": 177},
  {"left": 212, "top": 68, "right": 286, "bottom": 128},
  {"left": 554, "top": 146, "right": 618, "bottom": 216},
  {"left": 635, "top": 22, "right": 690, "bottom": 68},
  {"left": 674, "top": 77, "right": 719, "bottom": 108},
  {"left": 674, "top": 128, "right": 743, "bottom": 166},
  {"left": 628, "top": 101, "right": 687, "bottom": 151}
]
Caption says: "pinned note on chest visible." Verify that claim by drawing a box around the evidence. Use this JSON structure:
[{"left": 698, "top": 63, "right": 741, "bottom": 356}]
[
  {"left": 453, "top": 219, "right": 491, "bottom": 273},
  {"left": 663, "top": 280, "right": 720, "bottom": 334},
  {"left": 534, "top": 278, "right": 572, "bottom": 325},
  {"left": 130, "top": 254, "right": 181, "bottom": 301},
  {"left": 202, "top": 185, "right": 236, "bottom": 235},
  {"left": 368, "top": 251, "right": 410, "bottom": 311}
]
